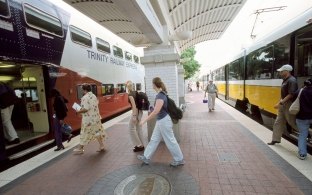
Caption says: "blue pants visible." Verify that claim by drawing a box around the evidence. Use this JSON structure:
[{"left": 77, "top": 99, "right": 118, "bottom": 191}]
[{"left": 296, "top": 119, "right": 312, "bottom": 156}]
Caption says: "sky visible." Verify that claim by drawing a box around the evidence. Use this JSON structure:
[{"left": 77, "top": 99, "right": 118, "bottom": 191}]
[{"left": 195, "top": 0, "right": 312, "bottom": 77}]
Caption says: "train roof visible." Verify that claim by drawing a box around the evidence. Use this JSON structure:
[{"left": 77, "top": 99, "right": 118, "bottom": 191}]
[
  {"left": 46, "top": 0, "right": 142, "bottom": 56},
  {"left": 211, "top": 7, "right": 312, "bottom": 71},
  {"left": 246, "top": 7, "right": 312, "bottom": 55}
]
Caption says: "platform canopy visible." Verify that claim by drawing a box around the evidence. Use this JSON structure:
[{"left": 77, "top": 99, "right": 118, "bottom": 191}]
[{"left": 63, "top": 0, "right": 247, "bottom": 52}]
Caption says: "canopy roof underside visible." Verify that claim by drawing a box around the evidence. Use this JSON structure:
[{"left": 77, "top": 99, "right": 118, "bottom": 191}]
[{"left": 63, "top": 0, "right": 247, "bottom": 51}]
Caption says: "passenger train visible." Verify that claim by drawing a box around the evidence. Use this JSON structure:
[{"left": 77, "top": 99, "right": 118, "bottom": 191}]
[
  {"left": 0, "top": 0, "right": 144, "bottom": 160},
  {"left": 209, "top": 7, "right": 312, "bottom": 143}
]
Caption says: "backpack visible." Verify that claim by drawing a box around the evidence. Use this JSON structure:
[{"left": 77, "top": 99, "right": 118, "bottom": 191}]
[
  {"left": 161, "top": 92, "right": 183, "bottom": 124},
  {"left": 135, "top": 91, "right": 150, "bottom": 110}
]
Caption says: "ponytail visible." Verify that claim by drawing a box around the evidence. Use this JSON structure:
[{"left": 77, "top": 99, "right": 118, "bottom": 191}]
[{"left": 152, "top": 77, "right": 167, "bottom": 93}]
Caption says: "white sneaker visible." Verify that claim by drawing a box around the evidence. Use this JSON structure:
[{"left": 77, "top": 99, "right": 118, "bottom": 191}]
[
  {"left": 137, "top": 155, "right": 150, "bottom": 165},
  {"left": 170, "top": 160, "right": 185, "bottom": 167}
]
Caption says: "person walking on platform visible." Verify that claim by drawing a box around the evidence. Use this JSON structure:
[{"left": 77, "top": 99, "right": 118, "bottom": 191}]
[
  {"left": 204, "top": 80, "right": 218, "bottom": 112},
  {"left": 126, "top": 81, "right": 144, "bottom": 152},
  {"left": 51, "top": 89, "right": 72, "bottom": 151},
  {"left": 74, "top": 84, "right": 107, "bottom": 154},
  {"left": 196, "top": 81, "right": 200, "bottom": 91},
  {"left": 0, "top": 82, "right": 20, "bottom": 145},
  {"left": 268, "top": 64, "right": 298, "bottom": 145},
  {"left": 137, "top": 77, "right": 184, "bottom": 167},
  {"left": 294, "top": 78, "right": 312, "bottom": 160}
]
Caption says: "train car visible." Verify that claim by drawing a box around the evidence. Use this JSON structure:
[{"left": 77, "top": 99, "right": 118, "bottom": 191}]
[
  {"left": 0, "top": 0, "right": 144, "bottom": 160},
  {"left": 199, "top": 74, "right": 209, "bottom": 91},
  {"left": 212, "top": 8, "right": 312, "bottom": 139}
]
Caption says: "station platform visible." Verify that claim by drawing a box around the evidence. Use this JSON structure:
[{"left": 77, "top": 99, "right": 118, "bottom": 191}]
[{"left": 1, "top": 90, "right": 312, "bottom": 195}]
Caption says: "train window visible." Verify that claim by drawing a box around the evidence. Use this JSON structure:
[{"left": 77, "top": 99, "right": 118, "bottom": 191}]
[
  {"left": 297, "top": 42, "right": 312, "bottom": 76},
  {"left": 296, "top": 27, "right": 312, "bottom": 76},
  {"left": 214, "top": 67, "right": 225, "bottom": 81},
  {"left": 113, "top": 46, "right": 123, "bottom": 58},
  {"left": 0, "top": 0, "right": 10, "bottom": 17},
  {"left": 229, "top": 58, "right": 243, "bottom": 80},
  {"left": 23, "top": 4, "right": 63, "bottom": 37},
  {"left": 69, "top": 25, "right": 92, "bottom": 47},
  {"left": 125, "top": 51, "right": 132, "bottom": 61},
  {"left": 134, "top": 55, "right": 139, "bottom": 63},
  {"left": 14, "top": 88, "right": 38, "bottom": 102},
  {"left": 136, "top": 83, "right": 141, "bottom": 91},
  {"left": 76, "top": 84, "right": 97, "bottom": 99},
  {"left": 272, "top": 37, "right": 290, "bottom": 78},
  {"left": 213, "top": 70, "right": 219, "bottom": 81},
  {"left": 117, "top": 84, "right": 126, "bottom": 93},
  {"left": 101, "top": 84, "right": 114, "bottom": 96},
  {"left": 246, "top": 46, "right": 274, "bottom": 80},
  {"left": 96, "top": 38, "right": 111, "bottom": 53}
]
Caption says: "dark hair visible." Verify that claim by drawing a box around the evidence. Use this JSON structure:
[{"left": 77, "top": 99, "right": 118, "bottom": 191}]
[
  {"left": 304, "top": 78, "right": 312, "bottom": 87},
  {"left": 51, "top": 89, "right": 60, "bottom": 97},
  {"left": 152, "top": 77, "right": 167, "bottom": 93},
  {"left": 82, "top": 83, "right": 92, "bottom": 92}
]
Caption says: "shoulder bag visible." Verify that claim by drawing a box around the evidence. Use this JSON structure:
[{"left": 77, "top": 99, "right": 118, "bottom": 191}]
[{"left": 289, "top": 88, "right": 303, "bottom": 115}]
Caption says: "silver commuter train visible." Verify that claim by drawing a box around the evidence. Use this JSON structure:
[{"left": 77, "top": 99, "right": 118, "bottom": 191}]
[{"left": 0, "top": 0, "right": 144, "bottom": 161}]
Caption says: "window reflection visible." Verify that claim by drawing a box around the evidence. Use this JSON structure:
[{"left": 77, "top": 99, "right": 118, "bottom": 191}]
[
  {"left": 117, "top": 84, "right": 126, "bottom": 93},
  {"left": 297, "top": 27, "right": 312, "bottom": 76},
  {"left": 101, "top": 84, "right": 114, "bottom": 96}
]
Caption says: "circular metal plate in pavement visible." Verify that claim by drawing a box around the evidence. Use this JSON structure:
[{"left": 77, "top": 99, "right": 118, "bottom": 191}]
[{"left": 87, "top": 163, "right": 199, "bottom": 195}]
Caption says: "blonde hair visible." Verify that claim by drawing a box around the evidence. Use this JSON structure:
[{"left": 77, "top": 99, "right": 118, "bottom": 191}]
[{"left": 126, "top": 80, "right": 133, "bottom": 92}]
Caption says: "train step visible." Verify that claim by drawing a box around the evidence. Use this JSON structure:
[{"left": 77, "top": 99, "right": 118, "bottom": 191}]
[{"left": 8, "top": 140, "right": 54, "bottom": 160}]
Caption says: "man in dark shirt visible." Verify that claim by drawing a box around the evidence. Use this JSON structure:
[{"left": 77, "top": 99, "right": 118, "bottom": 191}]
[
  {"left": 268, "top": 64, "right": 298, "bottom": 145},
  {"left": 51, "top": 89, "right": 71, "bottom": 151}
]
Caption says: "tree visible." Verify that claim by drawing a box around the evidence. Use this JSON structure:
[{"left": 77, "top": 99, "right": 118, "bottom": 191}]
[{"left": 180, "top": 47, "right": 201, "bottom": 80}]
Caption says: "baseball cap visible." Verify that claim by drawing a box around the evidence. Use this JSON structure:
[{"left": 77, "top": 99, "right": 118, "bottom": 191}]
[{"left": 277, "top": 64, "right": 293, "bottom": 72}]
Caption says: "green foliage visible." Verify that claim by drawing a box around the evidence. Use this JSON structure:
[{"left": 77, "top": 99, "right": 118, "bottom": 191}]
[{"left": 180, "top": 47, "right": 201, "bottom": 79}]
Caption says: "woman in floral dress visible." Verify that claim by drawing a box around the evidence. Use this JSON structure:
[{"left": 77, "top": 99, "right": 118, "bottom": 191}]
[{"left": 74, "top": 84, "right": 106, "bottom": 154}]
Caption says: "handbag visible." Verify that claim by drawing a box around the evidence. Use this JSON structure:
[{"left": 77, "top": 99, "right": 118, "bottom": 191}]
[
  {"left": 62, "top": 123, "right": 72, "bottom": 135},
  {"left": 203, "top": 97, "right": 208, "bottom": 103},
  {"left": 289, "top": 88, "right": 303, "bottom": 115}
]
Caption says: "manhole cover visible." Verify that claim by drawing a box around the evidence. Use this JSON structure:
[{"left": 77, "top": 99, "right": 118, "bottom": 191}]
[
  {"left": 87, "top": 164, "right": 199, "bottom": 195},
  {"left": 114, "top": 173, "right": 170, "bottom": 195}
]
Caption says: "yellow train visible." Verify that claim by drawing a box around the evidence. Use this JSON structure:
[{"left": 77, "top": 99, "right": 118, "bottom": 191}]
[{"left": 211, "top": 8, "right": 312, "bottom": 137}]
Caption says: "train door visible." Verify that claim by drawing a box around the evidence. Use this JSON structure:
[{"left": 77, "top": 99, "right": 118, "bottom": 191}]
[
  {"left": 293, "top": 23, "right": 312, "bottom": 138},
  {"left": 6, "top": 64, "right": 49, "bottom": 143},
  {"left": 225, "top": 65, "right": 229, "bottom": 100},
  {"left": 295, "top": 24, "right": 312, "bottom": 83}
]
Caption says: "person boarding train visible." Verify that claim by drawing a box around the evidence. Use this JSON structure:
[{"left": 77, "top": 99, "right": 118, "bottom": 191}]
[{"left": 268, "top": 64, "right": 298, "bottom": 145}]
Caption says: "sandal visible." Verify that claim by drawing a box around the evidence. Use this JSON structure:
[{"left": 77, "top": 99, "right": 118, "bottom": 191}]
[
  {"left": 73, "top": 147, "right": 84, "bottom": 154},
  {"left": 96, "top": 145, "right": 106, "bottom": 152}
]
